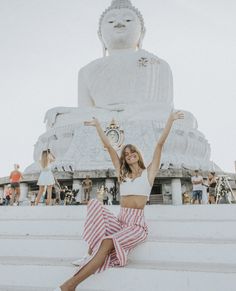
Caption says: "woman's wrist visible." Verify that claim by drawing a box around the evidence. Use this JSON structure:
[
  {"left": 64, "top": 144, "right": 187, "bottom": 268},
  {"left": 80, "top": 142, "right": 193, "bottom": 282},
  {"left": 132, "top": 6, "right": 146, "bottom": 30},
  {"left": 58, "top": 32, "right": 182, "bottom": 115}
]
[{"left": 168, "top": 113, "right": 175, "bottom": 123}]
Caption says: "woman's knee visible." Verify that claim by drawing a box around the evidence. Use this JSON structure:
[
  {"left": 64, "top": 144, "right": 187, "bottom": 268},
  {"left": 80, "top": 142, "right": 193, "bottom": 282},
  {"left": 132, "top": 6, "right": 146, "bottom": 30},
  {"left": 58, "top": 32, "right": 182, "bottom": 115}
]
[
  {"left": 100, "top": 239, "right": 114, "bottom": 255},
  {"left": 39, "top": 186, "right": 45, "bottom": 192}
]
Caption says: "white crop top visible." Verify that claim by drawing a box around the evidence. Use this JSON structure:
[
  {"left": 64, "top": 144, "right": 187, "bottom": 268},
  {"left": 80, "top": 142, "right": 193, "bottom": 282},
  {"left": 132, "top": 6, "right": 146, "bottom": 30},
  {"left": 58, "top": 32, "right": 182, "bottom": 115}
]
[{"left": 120, "top": 169, "right": 152, "bottom": 197}]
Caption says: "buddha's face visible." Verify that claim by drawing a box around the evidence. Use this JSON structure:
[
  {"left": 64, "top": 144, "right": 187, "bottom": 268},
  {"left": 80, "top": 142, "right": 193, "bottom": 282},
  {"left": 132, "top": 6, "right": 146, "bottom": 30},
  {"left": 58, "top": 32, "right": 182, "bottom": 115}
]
[{"left": 100, "top": 8, "right": 142, "bottom": 50}]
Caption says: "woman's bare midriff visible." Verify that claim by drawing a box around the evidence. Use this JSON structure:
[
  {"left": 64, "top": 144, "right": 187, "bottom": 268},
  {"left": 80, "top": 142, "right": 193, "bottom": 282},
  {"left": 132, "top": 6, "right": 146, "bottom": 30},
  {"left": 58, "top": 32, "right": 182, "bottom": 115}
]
[{"left": 120, "top": 195, "right": 148, "bottom": 209}]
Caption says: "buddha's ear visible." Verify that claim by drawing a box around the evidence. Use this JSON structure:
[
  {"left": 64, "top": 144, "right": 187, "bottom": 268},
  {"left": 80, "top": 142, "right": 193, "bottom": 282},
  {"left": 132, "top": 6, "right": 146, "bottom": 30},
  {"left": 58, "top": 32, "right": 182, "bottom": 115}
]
[
  {"left": 137, "top": 28, "right": 146, "bottom": 49},
  {"left": 98, "top": 31, "right": 107, "bottom": 57}
]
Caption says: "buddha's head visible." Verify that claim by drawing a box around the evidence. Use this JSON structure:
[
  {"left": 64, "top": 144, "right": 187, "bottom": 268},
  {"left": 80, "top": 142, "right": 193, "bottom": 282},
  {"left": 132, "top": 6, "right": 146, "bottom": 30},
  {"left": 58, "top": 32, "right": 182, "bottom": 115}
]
[{"left": 98, "top": 0, "right": 146, "bottom": 55}]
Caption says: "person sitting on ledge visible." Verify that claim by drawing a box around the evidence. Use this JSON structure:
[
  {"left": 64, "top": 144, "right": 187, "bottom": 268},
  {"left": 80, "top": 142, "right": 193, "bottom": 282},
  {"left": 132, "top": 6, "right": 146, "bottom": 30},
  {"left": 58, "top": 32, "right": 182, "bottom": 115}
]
[{"left": 54, "top": 111, "right": 184, "bottom": 291}]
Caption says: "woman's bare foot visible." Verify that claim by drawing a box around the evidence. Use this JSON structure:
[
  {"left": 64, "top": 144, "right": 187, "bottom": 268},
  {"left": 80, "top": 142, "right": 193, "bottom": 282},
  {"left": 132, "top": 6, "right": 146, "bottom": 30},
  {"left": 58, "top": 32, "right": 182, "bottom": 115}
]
[
  {"left": 60, "top": 284, "right": 75, "bottom": 291},
  {"left": 60, "top": 279, "right": 76, "bottom": 291}
]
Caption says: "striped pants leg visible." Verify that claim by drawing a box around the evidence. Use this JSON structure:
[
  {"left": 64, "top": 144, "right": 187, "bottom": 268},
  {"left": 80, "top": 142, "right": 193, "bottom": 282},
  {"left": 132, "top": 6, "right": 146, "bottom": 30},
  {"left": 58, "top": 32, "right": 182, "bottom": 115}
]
[
  {"left": 75, "top": 199, "right": 148, "bottom": 274},
  {"left": 82, "top": 199, "right": 122, "bottom": 251}
]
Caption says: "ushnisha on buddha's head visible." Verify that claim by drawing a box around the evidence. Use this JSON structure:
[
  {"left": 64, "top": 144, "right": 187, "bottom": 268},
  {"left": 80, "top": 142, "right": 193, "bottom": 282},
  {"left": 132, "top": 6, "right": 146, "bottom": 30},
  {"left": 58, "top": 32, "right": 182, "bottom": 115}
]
[{"left": 98, "top": 0, "right": 146, "bottom": 55}]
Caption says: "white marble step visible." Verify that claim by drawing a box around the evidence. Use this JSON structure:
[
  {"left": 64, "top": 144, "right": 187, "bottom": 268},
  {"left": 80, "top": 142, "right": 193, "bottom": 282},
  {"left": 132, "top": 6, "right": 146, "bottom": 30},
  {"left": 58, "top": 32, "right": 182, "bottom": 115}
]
[
  {"left": 0, "top": 287, "right": 108, "bottom": 291},
  {"left": 1, "top": 256, "right": 236, "bottom": 272},
  {"left": 0, "top": 235, "right": 236, "bottom": 265},
  {"left": 1, "top": 219, "right": 236, "bottom": 240},
  {"left": 0, "top": 204, "right": 236, "bottom": 220},
  {"left": 0, "top": 259, "right": 235, "bottom": 291},
  {"left": 1, "top": 205, "right": 236, "bottom": 291}
]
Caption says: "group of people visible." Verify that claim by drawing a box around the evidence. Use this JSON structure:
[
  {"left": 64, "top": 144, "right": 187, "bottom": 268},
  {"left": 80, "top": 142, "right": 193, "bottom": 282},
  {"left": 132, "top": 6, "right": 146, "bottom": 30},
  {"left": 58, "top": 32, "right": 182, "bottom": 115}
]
[
  {"left": 96, "top": 185, "right": 113, "bottom": 205},
  {"left": 0, "top": 150, "right": 58, "bottom": 206},
  {"left": 1, "top": 155, "right": 115, "bottom": 206},
  {"left": 1, "top": 154, "right": 113, "bottom": 206},
  {"left": 2, "top": 153, "right": 219, "bottom": 208},
  {"left": 191, "top": 170, "right": 218, "bottom": 204}
]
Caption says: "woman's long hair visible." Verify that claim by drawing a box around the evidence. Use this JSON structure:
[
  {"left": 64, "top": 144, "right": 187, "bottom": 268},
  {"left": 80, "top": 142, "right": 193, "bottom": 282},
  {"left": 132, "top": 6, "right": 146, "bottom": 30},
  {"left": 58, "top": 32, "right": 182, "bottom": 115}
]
[
  {"left": 119, "top": 144, "right": 146, "bottom": 183},
  {"left": 40, "top": 150, "right": 49, "bottom": 168}
]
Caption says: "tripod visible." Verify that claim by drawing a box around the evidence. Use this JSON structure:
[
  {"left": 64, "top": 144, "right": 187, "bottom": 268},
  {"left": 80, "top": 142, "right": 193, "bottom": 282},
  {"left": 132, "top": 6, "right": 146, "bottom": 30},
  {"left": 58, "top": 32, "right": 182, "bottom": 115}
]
[{"left": 215, "top": 175, "right": 236, "bottom": 204}]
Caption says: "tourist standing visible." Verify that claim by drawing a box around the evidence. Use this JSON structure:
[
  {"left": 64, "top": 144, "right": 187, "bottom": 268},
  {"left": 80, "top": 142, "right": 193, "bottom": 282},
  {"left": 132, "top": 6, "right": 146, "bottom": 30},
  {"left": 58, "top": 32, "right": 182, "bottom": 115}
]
[
  {"left": 106, "top": 188, "right": 113, "bottom": 205},
  {"left": 51, "top": 187, "right": 57, "bottom": 205},
  {"left": 60, "top": 187, "right": 66, "bottom": 205},
  {"left": 4, "top": 185, "right": 12, "bottom": 205},
  {"left": 191, "top": 170, "right": 203, "bottom": 204},
  {"left": 103, "top": 187, "right": 109, "bottom": 205},
  {"left": 0, "top": 190, "right": 4, "bottom": 205},
  {"left": 82, "top": 176, "right": 93, "bottom": 202},
  {"left": 96, "top": 185, "right": 106, "bottom": 204},
  {"left": 208, "top": 172, "right": 217, "bottom": 204},
  {"left": 30, "top": 192, "right": 36, "bottom": 206},
  {"left": 9, "top": 164, "right": 23, "bottom": 206},
  {"left": 35, "top": 149, "right": 55, "bottom": 206}
]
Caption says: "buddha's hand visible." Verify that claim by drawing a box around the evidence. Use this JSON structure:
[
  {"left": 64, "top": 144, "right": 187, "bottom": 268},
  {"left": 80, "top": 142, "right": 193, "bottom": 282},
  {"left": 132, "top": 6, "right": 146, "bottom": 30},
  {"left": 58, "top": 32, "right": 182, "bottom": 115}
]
[
  {"left": 170, "top": 111, "right": 184, "bottom": 121},
  {"left": 44, "top": 107, "right": 72, "bottom": 128},
  {"left": 84, "top": 117, "right": 99, "bottom": 127}
]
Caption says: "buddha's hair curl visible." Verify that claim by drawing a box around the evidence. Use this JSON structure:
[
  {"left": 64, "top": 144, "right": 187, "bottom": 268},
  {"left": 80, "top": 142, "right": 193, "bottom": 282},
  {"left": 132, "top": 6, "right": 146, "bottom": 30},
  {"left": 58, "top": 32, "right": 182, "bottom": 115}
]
[{"left": 98, "top": 0, "right": 145, "bottom": 37}]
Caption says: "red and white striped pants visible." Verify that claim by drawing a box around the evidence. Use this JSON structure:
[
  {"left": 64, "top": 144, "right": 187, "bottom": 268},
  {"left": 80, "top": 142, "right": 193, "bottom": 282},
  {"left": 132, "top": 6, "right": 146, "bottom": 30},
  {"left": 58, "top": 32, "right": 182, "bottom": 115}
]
[{"left": 76, "top": 199, "right": 148, "bottom": 274}]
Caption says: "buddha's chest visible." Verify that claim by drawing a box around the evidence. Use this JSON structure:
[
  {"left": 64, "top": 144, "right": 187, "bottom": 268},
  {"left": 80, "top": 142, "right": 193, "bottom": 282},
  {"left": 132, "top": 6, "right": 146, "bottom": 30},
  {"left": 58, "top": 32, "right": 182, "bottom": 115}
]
[{"left": 86, "top": 54, "right": 161, "bottom": 105}]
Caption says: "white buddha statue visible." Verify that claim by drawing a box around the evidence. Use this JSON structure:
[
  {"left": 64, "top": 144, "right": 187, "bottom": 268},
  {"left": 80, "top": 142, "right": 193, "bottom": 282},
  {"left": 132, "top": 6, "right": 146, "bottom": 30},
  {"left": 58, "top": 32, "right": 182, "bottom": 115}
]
[
  {"left": 25, "top": 0, "right": 211, "bottom": 173},
  {"left": 45, "top": 0, "right": 174, "bottom": 128}
]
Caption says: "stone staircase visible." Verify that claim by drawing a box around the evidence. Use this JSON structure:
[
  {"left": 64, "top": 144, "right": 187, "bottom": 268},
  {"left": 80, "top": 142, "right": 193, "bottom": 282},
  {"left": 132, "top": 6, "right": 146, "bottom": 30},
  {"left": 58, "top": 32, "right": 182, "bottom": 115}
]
[
  {"left": 149, "top": 194, "right": 163, "bottom": 204},
  {"left": 0, "top": 204, "right": 236, "bottom": 291}
]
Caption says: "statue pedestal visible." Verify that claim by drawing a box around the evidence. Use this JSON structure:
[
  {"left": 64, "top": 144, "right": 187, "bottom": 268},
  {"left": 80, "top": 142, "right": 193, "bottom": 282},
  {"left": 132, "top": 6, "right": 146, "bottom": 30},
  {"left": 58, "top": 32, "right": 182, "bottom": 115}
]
[
  {"left": 25, "top": 112, "right": 212, "bottom": 175},
  {"left": 171, "top": 178, "right": 182, "bottom": 205},
  {"left": 19, "top": 183, "right": 29, "bottom": 203}
]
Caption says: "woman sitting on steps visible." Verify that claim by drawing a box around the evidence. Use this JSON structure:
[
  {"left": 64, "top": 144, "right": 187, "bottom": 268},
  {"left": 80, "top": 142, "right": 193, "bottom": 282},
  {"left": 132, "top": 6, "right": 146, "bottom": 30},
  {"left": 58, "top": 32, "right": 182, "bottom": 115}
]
[{"left": 54, "top": 111, "right": 184, "bottom": 291}]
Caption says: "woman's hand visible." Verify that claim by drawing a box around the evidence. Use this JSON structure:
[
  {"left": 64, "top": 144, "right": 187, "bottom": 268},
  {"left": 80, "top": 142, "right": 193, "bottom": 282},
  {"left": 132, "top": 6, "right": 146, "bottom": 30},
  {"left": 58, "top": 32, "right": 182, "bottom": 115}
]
[
  {"left": 148, "top": 110, "right": 184, "bottom": 185},
  {"left": 84, "top": 117, "right": 99, "bottom": 127},
  {"left": 170, "top": 111, "right": 184, "bottom": 121}
]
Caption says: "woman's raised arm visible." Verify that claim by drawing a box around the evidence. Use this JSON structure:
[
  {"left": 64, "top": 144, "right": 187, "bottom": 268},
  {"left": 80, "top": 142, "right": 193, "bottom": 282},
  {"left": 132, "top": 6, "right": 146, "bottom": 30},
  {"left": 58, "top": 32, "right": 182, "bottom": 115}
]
[
  {"left": 84, "top": 118, "right": 121, "bottom": 176},
  {"left": 48, "top": 150, "right": 56, "bottom": 163},
  {"left": 147, "top": 111, "right": 184, "bottom": 185}
]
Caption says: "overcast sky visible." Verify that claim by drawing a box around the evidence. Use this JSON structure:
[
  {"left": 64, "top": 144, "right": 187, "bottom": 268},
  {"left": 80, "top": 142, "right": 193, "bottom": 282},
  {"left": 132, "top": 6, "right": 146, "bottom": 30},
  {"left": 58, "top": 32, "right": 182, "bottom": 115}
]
[{"left": 0, "top": 0, "right": 235, "bottom": 177}]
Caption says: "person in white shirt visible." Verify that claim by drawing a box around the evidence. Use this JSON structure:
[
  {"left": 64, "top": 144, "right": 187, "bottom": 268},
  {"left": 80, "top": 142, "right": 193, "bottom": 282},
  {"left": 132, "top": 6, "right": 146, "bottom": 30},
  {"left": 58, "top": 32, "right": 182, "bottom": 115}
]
[{"left": 191, "top": 170, "right": 203, "bottom": 204}]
